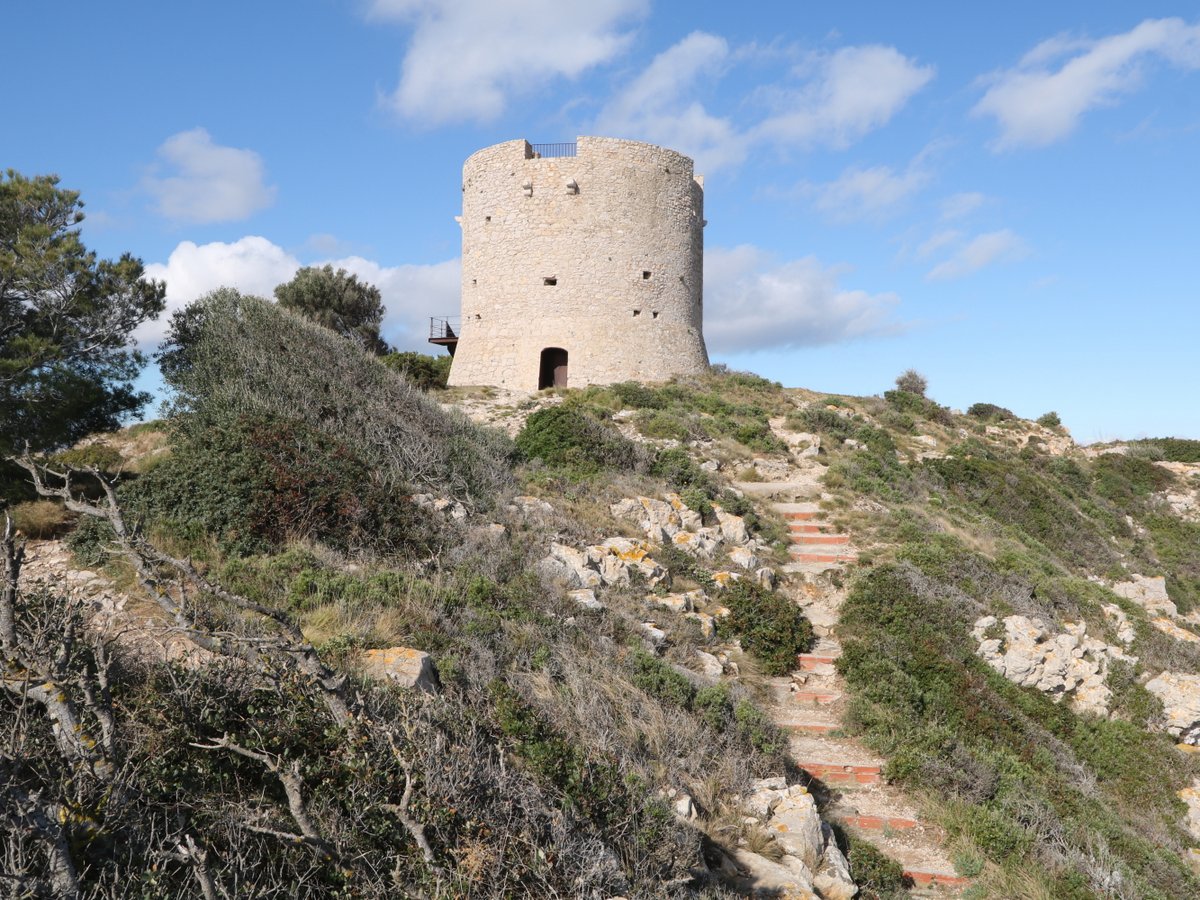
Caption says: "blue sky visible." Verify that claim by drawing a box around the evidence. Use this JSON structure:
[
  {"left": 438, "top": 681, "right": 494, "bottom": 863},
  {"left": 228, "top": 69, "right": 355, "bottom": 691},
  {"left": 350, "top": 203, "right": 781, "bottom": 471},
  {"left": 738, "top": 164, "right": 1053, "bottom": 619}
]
[{"left": 5, "top": 1, "right": 1199, "bottom": 441}]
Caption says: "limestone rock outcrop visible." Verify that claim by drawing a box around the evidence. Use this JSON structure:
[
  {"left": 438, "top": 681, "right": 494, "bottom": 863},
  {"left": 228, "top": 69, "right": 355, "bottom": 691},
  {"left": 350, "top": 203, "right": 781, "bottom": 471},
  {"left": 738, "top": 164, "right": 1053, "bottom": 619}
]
[
  {"left": 972, "top": 615, "right": 1134, "bottom": 714},
  {"left": 610, "top": 493, "right": 766, "bottom": 568},
  {"left": 742, "top": 777, "right": 857, "bottom": 900},
  {"left": 1145, "top": 672, "right": 1200, "bottom": 744},
  {"left": 545, "top": 539, "right": 668, "bottom": 589}
]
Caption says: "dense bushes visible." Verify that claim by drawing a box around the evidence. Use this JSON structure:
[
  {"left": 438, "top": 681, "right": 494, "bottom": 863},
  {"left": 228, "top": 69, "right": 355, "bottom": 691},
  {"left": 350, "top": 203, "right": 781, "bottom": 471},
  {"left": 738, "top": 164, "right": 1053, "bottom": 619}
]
[
  {"left": 575, "top": 371, "right": 789, "bottom": 454},
  {"left": 628, "top": 649, "right": 786, "bottom": 754},
  {"left": 158, "top": 289, "right": 514, "bottom": 507},
  {"left": 837, "top": 563, "right": 1200, "bottom": 897},
  {"left": 381, "top": 351, "right": 452, "bottom": 391},
  {"left": 718, "top": 580, "right": 814, "bottom": 675},
  {"left": 515, "top": 405, "right": 642, "bottom": 475},
  {"left": 124, "top": 414, "right": 425, "bottom": 556},
  {"left": 967, "top": 402, "right": 1016, "bottom": 422}
]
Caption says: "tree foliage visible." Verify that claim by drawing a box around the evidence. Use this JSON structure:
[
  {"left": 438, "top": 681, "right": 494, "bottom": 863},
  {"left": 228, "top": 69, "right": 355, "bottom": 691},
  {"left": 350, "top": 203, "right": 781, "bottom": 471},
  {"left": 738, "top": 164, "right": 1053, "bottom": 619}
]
[
  {"left": 158, "top": 289, "right": 514, "bottom": 507},
  {"left": 0, "top": 171, "right": 165, "bottom": 455},
  {"left": 274, "top": 264, "right": 387, "bottom": 354}
]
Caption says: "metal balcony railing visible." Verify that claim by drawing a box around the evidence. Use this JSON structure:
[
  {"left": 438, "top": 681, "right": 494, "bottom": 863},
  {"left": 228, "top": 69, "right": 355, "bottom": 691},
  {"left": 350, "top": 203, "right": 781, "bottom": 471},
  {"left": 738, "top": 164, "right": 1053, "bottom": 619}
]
[
  {"left": 429, "top": 316, "right": 460, "bottom": 342},
  {"left": 530, "top": 142, "right": 577, "bottom": 158}
]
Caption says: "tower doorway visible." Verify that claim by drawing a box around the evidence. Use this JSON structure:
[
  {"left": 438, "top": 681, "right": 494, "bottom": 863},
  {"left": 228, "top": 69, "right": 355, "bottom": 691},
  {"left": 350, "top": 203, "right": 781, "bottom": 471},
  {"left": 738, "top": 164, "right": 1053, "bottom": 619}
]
[{"left": 538, "top": 347, "right": 568, "bottom": 389}]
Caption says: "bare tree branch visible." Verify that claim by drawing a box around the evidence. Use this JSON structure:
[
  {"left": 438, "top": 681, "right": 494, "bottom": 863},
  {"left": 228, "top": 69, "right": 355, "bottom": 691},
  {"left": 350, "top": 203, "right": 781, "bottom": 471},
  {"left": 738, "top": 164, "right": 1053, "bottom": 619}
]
[{"left": 191, "top": 734, "right": 334, "bottom": 860}]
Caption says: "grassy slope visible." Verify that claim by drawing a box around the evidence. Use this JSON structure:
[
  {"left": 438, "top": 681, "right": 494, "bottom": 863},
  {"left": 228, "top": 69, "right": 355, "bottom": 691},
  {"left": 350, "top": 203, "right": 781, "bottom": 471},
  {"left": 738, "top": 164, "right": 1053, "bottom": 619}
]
[{"left": 798, "top": 391, "right": 1200, "bottom": 898}]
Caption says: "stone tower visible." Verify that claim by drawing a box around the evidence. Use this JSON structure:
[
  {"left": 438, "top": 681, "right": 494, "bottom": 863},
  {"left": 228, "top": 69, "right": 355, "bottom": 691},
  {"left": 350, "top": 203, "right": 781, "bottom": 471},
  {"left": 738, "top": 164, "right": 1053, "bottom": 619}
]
[{"left": 439, "top": 137, "right": 710, "bottom": 391}]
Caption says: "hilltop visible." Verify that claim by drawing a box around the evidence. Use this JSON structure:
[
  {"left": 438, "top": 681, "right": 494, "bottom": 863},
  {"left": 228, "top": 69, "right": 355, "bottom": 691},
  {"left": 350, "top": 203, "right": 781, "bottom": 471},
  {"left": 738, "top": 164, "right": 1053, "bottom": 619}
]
[{"left": 6, "top": 302, "right": 1200, "bottom": 899}]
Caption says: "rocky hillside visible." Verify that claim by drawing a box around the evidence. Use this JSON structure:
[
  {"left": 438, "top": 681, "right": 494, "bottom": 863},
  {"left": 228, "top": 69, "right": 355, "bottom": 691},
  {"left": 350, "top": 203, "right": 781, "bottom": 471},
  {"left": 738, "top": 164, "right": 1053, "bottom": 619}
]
[{"left": 6, "top": 312, "right": 1200, "bottom": 899}]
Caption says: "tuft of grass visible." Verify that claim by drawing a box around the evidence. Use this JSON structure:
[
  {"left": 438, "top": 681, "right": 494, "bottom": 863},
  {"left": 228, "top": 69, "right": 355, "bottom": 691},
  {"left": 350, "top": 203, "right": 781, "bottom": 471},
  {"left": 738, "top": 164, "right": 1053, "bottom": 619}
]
[{"left": 9, "top": 500, "right": 71, "bottom": 538}]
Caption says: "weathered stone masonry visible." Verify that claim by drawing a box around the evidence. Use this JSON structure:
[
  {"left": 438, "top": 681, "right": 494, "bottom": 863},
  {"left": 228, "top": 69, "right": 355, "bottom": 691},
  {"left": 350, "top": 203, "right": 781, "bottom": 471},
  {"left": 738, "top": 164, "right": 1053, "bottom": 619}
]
[{"left": 446, "top": 137, "right": 711, "bottom": 390}]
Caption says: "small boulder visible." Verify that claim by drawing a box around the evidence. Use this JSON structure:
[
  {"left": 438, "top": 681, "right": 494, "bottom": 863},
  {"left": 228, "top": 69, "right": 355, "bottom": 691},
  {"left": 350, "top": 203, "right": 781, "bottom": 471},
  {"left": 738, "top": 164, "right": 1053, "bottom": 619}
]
[
  {"left": 360, "top": 648, "right": 438, "bottom": 693},
  {"left": 569, "top": 588, "right": 603, "bottom": 611},
  {"left": 695, "top": 650, "right": 724, "bottom": 678}
]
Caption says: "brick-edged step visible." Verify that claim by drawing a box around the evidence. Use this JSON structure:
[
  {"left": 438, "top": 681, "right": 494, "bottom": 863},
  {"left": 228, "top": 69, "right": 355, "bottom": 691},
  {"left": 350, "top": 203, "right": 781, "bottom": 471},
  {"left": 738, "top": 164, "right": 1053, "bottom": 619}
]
[
  {"left": 796, "top": 653, "right": 840, "bottom": 672},
  {"left": 837, "top": 813, "right": 921, "bottom": 831},
  {"left": 788, "top": 549, "right": 858, "bottom": 563},
  {"left": 840, "top": 819, "right": 966, "bottom": 895},
  {"left": 789, "top": 533, "right": 851, "bottom": 546},
  {"left": 788, "top": 522, "right": 828, "bottom": 534},
  {"left": 904, "top": 870, "right": 970, "bottom": 890},
  {"left": 796, "top": 762, "right": 883, "bottom": 786}
]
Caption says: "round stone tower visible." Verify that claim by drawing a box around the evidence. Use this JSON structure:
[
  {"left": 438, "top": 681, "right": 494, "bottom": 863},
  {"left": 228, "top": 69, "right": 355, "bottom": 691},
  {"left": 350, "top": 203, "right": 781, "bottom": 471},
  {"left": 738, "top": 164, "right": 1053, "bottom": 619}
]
[{"left": 444, "top": 136, "right": 710, "bottom": 390}]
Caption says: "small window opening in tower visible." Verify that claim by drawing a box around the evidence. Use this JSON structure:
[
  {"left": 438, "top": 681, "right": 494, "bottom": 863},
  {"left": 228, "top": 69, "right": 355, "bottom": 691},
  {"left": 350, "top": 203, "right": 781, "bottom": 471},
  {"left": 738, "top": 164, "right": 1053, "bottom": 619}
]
[
  {"left": 642, "top": 270, "right": 651, "bottom": 280},
  {"left": 485, "top": 215, "right": 491, "bottom": 222},
  {"left": 543, "top": 276, "right": 557, "bottom": 286},
  {"left": 632, "top": 309, "right": 641, "bottom": 317},
  {"left": 652, "top": 311, "right": 659, "bottom": 319},
  {"left": 471, "top": 278, "right": 477, "bottom": 286}
]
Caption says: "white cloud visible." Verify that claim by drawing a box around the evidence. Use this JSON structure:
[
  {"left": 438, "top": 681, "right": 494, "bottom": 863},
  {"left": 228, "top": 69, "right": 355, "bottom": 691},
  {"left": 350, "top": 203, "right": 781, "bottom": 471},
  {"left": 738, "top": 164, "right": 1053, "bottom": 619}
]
[
  {"left": 916, "top": 229, "right": 962, "bottom": 259},
  {"left": 926, "top": 229, "right": 1028, "bottom": 281},
  {"left": 138, "top": 236, "right": 459, "bottom": 352},
  {"left": 594, "top": 36, "right": 932, "bottom": 173},
  {"left": 940, "top": 191, "right": 986, "bottom": 219},
  {"left": 974, "top": 18, "right": 1200, "bottom": 149},
  {"left": 322, "top": 254, "right": 461, "bottom": 350},
  {"left": 805, "top": 162, "right": 930, "bottom": 223},
  {"left": 142, "top": 128, "right": 276, "bottom": 223},
  {"left": 704, "top": 245, "right": 903, "bottom": 353},
  {"left": 372, "top": 0, "right": 646, "bottom": 124},
  {"left": 754, "top": 45, "right": 935, "bottom": 148},
  {"left": 594, "top": 32, "right": 747, "bottom": 172}
]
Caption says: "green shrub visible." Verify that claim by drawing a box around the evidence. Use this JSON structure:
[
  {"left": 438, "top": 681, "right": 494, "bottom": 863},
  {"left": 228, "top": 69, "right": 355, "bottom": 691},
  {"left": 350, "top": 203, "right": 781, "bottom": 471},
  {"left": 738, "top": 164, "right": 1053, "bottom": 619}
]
[
  {"left": 380, "top": 351, "right": 452, "bottom": 390},
  {"left": 843, "top": 833, "right": 910, "bottom": 898},
  {"left": 158, "top": 288, "right": 513, "bottom": 506},
  {"left": 1036, "top": 411, "right": 1062, "bottom": 428},
  {"left": 124, "top": 414, "right": 425, "bottom": 556},
  {"left": 51, "top": 444, "right": 124, "bottom": 472},
  {"left": 630, "top": 647, "right": 695, "bottom": 708},
  {"left": 65, "top": 515, "right": 117, "bottom": 567},
  {"left": 966, "top": 402, "right": 1016, "bottom": 422},
  {"left": 718, "top": 580, "right": 814, "bottom": 675},
  {"left": 633, "top": 409, "right": 691, "bottom": 441},
  {"left": 1138, "top": 438, "right": 1200, "bottom": 462},
  {"left": 515, "top": 405, "right": 641, "bottom": 476},
  {"left": 1091, "top": 452, "right": 1175, "bottom": 515},
  {"left": 609, "top": 381, "right": 668, "bottom": 409}
]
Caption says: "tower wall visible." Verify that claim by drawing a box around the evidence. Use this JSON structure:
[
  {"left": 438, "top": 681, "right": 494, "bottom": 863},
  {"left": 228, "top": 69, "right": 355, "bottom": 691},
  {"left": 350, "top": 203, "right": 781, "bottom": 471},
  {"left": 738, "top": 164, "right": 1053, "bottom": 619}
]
[{"left": 447, "top": 136, "right": 709, "bottom": 390}]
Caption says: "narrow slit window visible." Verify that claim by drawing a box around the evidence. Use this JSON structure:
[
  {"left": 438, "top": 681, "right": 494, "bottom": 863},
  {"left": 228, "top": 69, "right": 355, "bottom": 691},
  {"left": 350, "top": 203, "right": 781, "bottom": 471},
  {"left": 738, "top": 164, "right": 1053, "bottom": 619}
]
[{"left": 543, "top": 277, "right": 557, "bottom": 286}]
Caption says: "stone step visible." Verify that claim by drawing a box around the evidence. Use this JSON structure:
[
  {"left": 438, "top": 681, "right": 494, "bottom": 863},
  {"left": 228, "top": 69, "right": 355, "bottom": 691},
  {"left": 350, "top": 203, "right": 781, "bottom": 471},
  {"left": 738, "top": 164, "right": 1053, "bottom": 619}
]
[
  {"left": 837, "top": 813, "right": 921, "bottom": 831},
  {"left": 788, "top": 533, "right": 851, "bottom": 546},
  {"left": 788, "top": 522, "right": 830, "bottom": 534},
  {"left": 781, "top": 510, "right": 818, "bottom": 521},
  {"left": 788, "top": 549, "right": 858, "bottom": 563},
  {"left": 795, "top": 762, "right": 883, "bottom": 786},
  {"left": 841, "top": 820, "right": 966, "bottom": 894},
  {"left": 796, "top": 652, "right": 840, "bottom": 672},
  {"left": 733, "top": 481, "right": 821, "bottom": 499},
  {"left": 790, "top": 690, "right": 840, "bottom": 706},
  {"left": 904, "top": 870, "right": 971, "bottom": 891},
  {"left": 788, "top": 733, "right": 884, "bottom": 767},
  {"left": 782, "top": 721, "right": 840, "bottom": 735}
]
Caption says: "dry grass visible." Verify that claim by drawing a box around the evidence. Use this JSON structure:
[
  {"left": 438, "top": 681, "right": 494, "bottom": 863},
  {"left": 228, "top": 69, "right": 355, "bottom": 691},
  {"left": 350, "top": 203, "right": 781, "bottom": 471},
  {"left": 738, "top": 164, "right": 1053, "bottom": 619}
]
[{"left": 10, "top": 500, "right": 71, "bottom": 538}]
